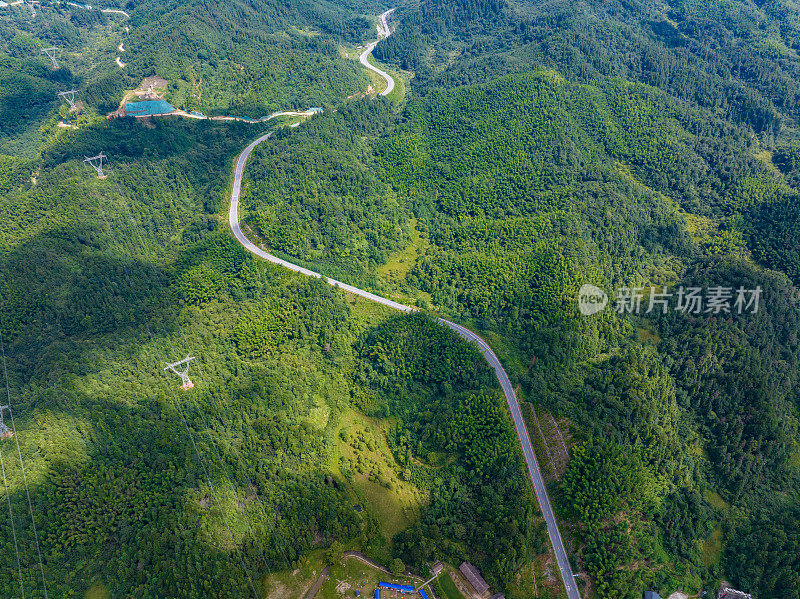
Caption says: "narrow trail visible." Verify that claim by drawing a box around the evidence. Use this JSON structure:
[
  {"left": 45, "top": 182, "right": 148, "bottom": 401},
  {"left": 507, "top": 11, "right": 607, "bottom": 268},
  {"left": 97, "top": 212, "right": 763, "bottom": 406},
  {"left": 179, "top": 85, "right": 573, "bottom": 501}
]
[{"left": 227, "top": 9, "right": 581, "bottom": 599}]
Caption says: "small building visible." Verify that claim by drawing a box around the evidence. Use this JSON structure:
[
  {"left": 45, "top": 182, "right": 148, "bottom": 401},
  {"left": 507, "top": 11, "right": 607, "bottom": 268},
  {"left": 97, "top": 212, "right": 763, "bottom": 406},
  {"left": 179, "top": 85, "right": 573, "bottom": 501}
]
[
  {"left": 490, "top": 594, "right": 506, "bottom": 599},
  {"left": 419, "top": 590, "right": 430, "bottom": 599},
  {"left": 431, "top": 561, "right": 444, "bottom": 576},
  {"left": 459, "top": 562, "right": 489, "bottom": 595},
  {"left": 717, "top": 585, "right": 752, "bottom": 599},
  {"left": 377, "top": 582, "right": 416, "bottom": 594},
  {"left": 644, "top": 592, "right": 662, "bottom": 599}
]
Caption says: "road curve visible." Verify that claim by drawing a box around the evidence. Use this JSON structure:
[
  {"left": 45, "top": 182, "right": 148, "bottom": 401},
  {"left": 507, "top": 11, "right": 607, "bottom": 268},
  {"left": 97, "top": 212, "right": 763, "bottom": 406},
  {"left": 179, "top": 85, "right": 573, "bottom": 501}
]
[
  {"left": 226, "top": 13, "right": 580, "bottom": 599},
  {"left": 360, "top": 9, "right": 395, "bottom": 97},
  {"left": 229, "top": 132, "right": 414, "bottom": 314}
]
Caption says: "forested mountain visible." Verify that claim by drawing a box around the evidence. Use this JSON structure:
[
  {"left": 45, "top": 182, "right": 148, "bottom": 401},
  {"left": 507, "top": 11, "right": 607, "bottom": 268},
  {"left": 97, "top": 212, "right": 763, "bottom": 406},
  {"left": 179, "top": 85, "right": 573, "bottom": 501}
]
[
  {"left": 376, "top": 0, "right": 800, "bottom": 137},
  {"left": 0, "top": 106, "right": 549, "bottom": 596},
  {"left": 0, "top": 0, "right": 378, "bottom": 142},
  {"left": 0, "top": 3, "right": 551, "bottom": 594},
  {"left": 244, "top": 2, "right": 800, "bottom": 596},
  {"left": 120, "top": 0, "right": 376, "bottom": 115},
  {"left": 3, "top": 0, "right": 800, "bottom": 598}
]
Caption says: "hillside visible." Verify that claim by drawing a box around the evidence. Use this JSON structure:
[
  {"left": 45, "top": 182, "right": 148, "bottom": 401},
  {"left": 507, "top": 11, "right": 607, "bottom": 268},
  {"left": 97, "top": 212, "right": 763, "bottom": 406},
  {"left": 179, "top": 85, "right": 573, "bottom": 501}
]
[
  {"left": 3, "top": 0, "right": 800, "bottom": 598},
  {"left": 0, "top": 0, "right": 378, "bottom": 156},
  {"left": 0, "top": 4, "right": 554, "bottom": 597},
  {"left": 246, "top": 9, "right": 800, "bottom": 598}
]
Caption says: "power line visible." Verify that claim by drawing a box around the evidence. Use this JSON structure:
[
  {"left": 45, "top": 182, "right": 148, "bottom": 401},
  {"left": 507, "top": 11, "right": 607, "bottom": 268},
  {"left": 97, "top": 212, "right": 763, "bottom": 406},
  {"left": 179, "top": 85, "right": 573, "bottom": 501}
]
[
  {"left": 164, "top": 355, "right": 196, "bottom": 390},
  {"left": 165, "top": 340, "right": 286, "bottom": 574},
  {"left": 84, "top": 154, "right": 107, "bottom": 179},
  {"left": 1, "top": 333, "right": 49, "bottom": 599},
  {"left": 85, "top": 163, "right": 266, "bottom": 595},
  {"left": 57, "top": 90, "right": 78, "bottom": 110},
  {"left": 40, "top": 47, "right": 58, "bottom": 69},
  {"left": 165, "top": 378, "right": 260, "bottom": 598},
  {"left": 0, "top": 445, "right": 25, "bottom": 599},
  {"left": 102, "top": 156, "right": 292, "bottom": 573}
]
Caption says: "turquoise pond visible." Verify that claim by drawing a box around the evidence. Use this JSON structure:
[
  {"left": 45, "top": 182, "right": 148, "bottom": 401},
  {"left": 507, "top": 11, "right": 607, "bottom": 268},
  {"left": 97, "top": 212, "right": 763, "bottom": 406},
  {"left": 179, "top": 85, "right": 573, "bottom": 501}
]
[{"left": 125, "top": 100, "right": 175, "bottom": 116}]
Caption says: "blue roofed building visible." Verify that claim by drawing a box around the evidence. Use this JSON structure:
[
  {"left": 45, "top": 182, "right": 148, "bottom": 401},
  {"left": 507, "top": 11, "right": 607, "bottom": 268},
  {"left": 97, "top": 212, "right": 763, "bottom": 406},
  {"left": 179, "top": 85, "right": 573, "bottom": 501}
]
[{"left": 378, "top": 582, "right": 416, "bottom": 593}]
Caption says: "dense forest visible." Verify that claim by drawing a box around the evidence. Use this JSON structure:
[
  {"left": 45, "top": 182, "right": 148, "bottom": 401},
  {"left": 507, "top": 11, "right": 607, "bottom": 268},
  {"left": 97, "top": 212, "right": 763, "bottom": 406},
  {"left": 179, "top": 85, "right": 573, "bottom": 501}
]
[
  {"left": 3, "top": 0, "right": 800, "bottom": 597},
  {"left": 0, "top": 108, "right": 550, "bottom": 596},
  {"left": 120, "top": 0, "right": 374, "bottom": 115},
  {"left": 0, "top": 0, "right": 380, "bottom": 141},
  {"left": 244, "top": 1, "right": 800, "bottom": 596}
]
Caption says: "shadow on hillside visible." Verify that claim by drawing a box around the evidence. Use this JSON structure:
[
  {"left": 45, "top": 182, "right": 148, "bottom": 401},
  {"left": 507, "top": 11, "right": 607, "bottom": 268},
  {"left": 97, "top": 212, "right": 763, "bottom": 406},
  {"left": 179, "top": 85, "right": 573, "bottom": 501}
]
[
  {"left": 40, "top": 115, "right": 259, "bottom": 170},
  {"left": 0, "top": 219, "right": 183, "bottom": 390}
]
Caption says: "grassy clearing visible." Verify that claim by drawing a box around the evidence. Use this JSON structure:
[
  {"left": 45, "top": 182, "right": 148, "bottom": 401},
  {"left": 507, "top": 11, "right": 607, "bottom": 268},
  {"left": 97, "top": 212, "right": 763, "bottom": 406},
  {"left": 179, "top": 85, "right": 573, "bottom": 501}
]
[
  {"left": 704, "top": 489, "right": 730, "bottom": 511},
  {"left": 318, "top": 558, "right": 420, "bottom": 599},
  {"left": 84, "top": 584, "right": 110, "bottom": 599},
  {"left": 345, "top": 292, "right": 398, "bottom": 326},
  {"left": 371, "top": 218, "right": 432, "bottom": 307},
  {"left": 385, "top": 67, "right": 409, "bottom": 104},
  {"left": 376, "top": 218, "right": 429, "bottom": 282},
  {"left": 339, "top": 43, "right": 364, "bottom": 61},
  {"left": 354, "top": 473, "right": 415, "bottom": 539},
  {"left": 754, "top": 149, "right": 784, "bottom": 177},
  {"left": 436, "top": 571, "right": 466, "bottom": 599},
  {"left": 259, "top": 549, "right": 327, "bottom": 599},
  {"left": 701, "top": 527, "right": 724, "bottom": 567},
  {"left": 333, "top": 410, "right": 427, "bottom": 540},
  {"left": 638, "top": 325, "right": 661, "bottom": 345}
]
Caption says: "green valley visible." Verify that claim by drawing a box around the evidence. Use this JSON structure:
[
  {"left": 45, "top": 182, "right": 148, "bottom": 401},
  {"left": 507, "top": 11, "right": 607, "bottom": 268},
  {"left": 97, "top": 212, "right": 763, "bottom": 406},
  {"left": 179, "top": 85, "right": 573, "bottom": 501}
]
[{"left": 2, "top": 0, "right": 800, "bottom": 598}]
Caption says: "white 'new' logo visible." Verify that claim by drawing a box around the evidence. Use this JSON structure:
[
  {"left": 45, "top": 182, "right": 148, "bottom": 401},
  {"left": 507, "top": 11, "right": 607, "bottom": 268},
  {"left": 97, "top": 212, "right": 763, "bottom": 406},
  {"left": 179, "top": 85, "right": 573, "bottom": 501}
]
[{"left": 578, "top": 284, "right": 608, "bottom": 316}]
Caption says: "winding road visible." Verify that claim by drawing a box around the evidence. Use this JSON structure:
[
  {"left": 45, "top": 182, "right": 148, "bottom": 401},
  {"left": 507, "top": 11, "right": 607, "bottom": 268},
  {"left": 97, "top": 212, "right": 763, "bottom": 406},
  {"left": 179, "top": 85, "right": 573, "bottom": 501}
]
[
  {"left": 359, "top": 9, "right": 395, "bottom": 97},
  {"left": 228, "top": 10, "right": 580, "bottom": 599}
]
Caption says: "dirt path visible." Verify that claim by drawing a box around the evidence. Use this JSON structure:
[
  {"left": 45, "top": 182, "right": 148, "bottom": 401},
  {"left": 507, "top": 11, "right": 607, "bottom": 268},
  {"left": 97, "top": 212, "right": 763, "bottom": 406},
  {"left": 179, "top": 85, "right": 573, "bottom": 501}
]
[
  {"left": 304, "top": 552, "right": 438, "bottom": 599},
  {"left": 304, "top": 566, "right": 330, "bottom": 599}
]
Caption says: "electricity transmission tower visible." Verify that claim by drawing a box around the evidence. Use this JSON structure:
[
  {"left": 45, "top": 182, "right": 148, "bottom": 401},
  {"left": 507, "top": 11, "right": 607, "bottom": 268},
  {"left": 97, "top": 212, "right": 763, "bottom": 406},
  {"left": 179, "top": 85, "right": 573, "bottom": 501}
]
[
  {"left": 26, "top": 0, "right": 36, "bottom": 15},
  {"left": 42, "top": 46, "right": 59, "bottom": 69},
  {"left": 165, "top": 356, "right": 196, "bottom": 390},
  {"left": 0, "top": 405, "right": 12, "bottom": 440},
  {"left": 84, "top": 153, "right": 107, "bottom": 178},
  {"left": 58, "top": 89, "right": 78, "bottom": 109}
]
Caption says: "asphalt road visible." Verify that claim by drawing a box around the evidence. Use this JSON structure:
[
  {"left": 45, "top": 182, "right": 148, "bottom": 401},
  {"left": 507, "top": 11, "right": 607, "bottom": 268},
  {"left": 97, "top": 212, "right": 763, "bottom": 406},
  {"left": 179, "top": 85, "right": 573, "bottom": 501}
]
[
  {"left": 359, "top": 9, "right": 395, "bottom": 97},
  {"left": 437, "top": 320, "right": 580, "bottom": 599},
  {"left": 227, "top": 12, "right": 580, "bottom": 599},
  {"left": 229, "top": 132, "right": 414, "bottom": 314}
]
